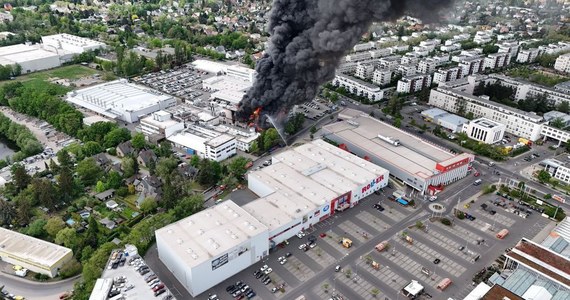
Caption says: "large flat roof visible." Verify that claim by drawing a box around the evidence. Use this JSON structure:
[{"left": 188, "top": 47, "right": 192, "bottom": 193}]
[
  {"left": 0, "top": 44, "right": 59, "bottom": 64},
  {"left": 323, "top": 109, "right": 456, "bottom": 178},
  {"left": 0, "top": 227, "right": 72, "bottom": 268},
  {"left": 66, "top": 79, "right": 173, "bottom": 114},
  {"left": 243, "top": 139, "right": 388, "bottom": 231},
  {"left": 506, "top": 238, "right": 570, "bottom": 288},
  {"left": 155, "top": 200, "right": 267, "bottom": 269}
]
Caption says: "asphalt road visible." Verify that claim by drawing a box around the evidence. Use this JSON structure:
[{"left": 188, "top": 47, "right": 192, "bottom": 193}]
[{"left": 0, "top": 272, "right": 78, "bottom": 300}]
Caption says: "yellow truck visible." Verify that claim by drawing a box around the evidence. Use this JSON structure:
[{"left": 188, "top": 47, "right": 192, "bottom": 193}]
[{"left": 339, "top": 237, "right": 353, "bottom": 248}]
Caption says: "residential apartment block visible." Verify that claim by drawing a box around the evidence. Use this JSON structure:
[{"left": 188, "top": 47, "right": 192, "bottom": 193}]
[
  {"left": 516, "top": 48, "right": 541, "bottom": 64},
  {"left": 397, "top": 74, "right": 432, "bottom": 94},
  {"left": 433, "top": 67, "right": 463, "bottom": 84},
  {"left": 554, "top": 53, "right": 570, "bottom": 73},
  {"left": 332, "top": 73, "right": 384, "bottom": 101}
]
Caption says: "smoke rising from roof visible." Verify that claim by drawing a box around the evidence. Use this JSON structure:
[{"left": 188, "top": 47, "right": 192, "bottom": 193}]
[{"left": 237, "top": 0, "right": 453, "bottom": 128}]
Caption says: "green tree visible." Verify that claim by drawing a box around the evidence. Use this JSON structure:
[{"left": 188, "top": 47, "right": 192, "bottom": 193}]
[
  {"left": 44, "top": 217, "right": 65, "bottom": 239},
  {"left": 95, "top": 181, "right": 106, "bottom": 193},
  {"left": 10, "top": 163, "right": 31, "bottom": 192},
  {"left": 121, "top": 156, "right": 137, "bottom": 178},
  {"left": 59, "top": 258, "right": 82, "bottom": 279},
  {"left": 103, "top": 128, "right": 131, "bottom": 148},
  {"left": 55, "top": 227, "right": 80, "bottom": 249},
  {"left": 57, "top": 149, "right": 73, "bottom": 170},
  {"left": 26, "top": 219, "right": 47, "bottom": 238},
  {"left": 558, "top": 101, "right": 570, "bottom": 114},
  {"left": 58, "top": 167, "right": 75, "bottom": 200},
  {"left": 31, "top": 178, "right": 58, "bottom": 210},
  {"left": 0, "top": 200, "right": 16, "bottom": 225},
  {"left": 173, "top": 195, "right": 204, "bottom": 220},
  {"left": 393, "top": 118, "right": 402, "bottom": 128},
  {"left": 131, "top": 133, "right": 146, "bottom": 150},
  {"left": 76, "top": 158, "right": 103, "bottom": 186},
  {"left": 15, "top": 193, "right": 33, "bottom": 225},
  {"left": 105, "top": 171, "right": 123, "bottom": 190},
  {"left": 227, "top": 156, "right": 250, "bottom": 179},
  {"left": 140, "top": 197, "right": 158, "bottom": 215},
  {"left": 84, "top": 216, "right": 100, "bottom": 248},
  {"left": 537, "top": 170, "right": 551, "bottom": 184},
  {"left": 263, "top": 128, "right": 280, "bottom": 150},
  {"left": 156, "top": 157, "right": 179, "bottom": 179},
  {"left": 550, "top": 117, "right": 566, "bottom": 129},
  {"left": 371, "top": 288, "right": 380, "bottom": 297}
]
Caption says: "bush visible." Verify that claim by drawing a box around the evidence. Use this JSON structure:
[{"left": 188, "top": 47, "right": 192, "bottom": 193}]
[
  {"left": 457, "top": 211, "right": 465, "bottom": 219},
  {"left": 59, "top": 258, "right": 82, "bottom": 279},
  {"left": 441, "top": 218, "right": 452, "bottom": 226}
]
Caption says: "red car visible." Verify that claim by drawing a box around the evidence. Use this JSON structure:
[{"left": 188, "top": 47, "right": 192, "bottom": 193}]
[
  {"left": 474, "top": 172, "right": 480, "bottom": 177},
  {"left": 319, "top": 233, "right": 327, "bottom": 238}
]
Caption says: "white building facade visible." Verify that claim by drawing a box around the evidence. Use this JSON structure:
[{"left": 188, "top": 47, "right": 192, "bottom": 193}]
[
  {"left": 462, "top": 118, "right": 506, "bottom": 144},
  {"left": 397, "top": 74, "right": 432, "bottom": 94},
  {"left": 140, "top": 111, "right": 184, "bottom": 138},
  {"left": 332, "top": 74, "right": 384, "bottom": 101},
  {"left": 555, "top": 53, "right": 570, "bottom": 74}
]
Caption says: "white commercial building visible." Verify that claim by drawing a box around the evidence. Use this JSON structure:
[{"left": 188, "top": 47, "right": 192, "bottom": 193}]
[
  {"left": 397, "top": 74, "right": 432, "bottom": 94},
  {"left": 42, "top": 33, "right": 106, "bottom": 55},
  {"left": 140, "top": 110, "right": 184, "bottom": 138},
  {"left": 66, "top": 80, "right": 176, "bottom": 123},
  {"left": 156, "top": 200, "right": 269, "bottom": 297},
  {"left": 421, "top": 108, "right": 468, "bottom": 133},
  {"left": 543, "top": 111, "right": 570, "bottom": 128},
  {"left": 332, "top": 73, "right": 384, "bottom": 101},
  {"left": 555, "top": 53, "right": 570, "bottom": 74},
  {"left": 209, "top": 124, "right": 260, "bottom": 152},
  {"left": 429, "top": 86, "right": 546, "bottom": 141},
  {"left": 155, "top": 140, "right": 389, "bottom": 297},
  {"left": 167, "top": 125, "right": 236, "bottom": 162},
  {"left": 244, "top": 139, "right": 389, "bottom": 245},
  {"left": 462, "top": 118, "right": 506, "bottom": 144},
  {"left": 0, "top": 227, "right": 73, "bottom": 278},
  {"left": 0, "top": 43, "right": 60, "bottom": 73},
  {"left": 322, "top": 109, "right": 474, "bottom": 194}
]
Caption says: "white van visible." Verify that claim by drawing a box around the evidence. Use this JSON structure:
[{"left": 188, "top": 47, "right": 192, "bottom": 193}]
[{"left": 473, "top": 179, "right": 482, "bottom": 186}]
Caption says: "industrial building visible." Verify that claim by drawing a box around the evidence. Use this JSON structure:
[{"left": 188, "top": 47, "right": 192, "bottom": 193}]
[
  {"left": 156, "top": 200, "right": 269, "bottom": 297},
  {"left": 242, "top": 139, "right": 389, "bottom": 245},
  {"left": 42, "top": 33, "right": 106, "bottom": 57},
  {"left": 421, "top": 108, "right": 468, "bottom": 133},
  {"left": 66, "top": 79, "right": 177, "bottom": 123},
  {"left": 139, "top": 110, "right": 184, "bottom": 139},
  {"left": 322, "top": 109, "right": 474, "bottom": 194},
  {"left": 462, "top": 118, "right": 506, "bottom": 144},
  {"left": 155, "top": 139, "right": 389, "bottom": 296},
  {"left": 0, "top": 227, "right": 73, "bottom": 278},
  {"left": 167, "top": 125, "right": 237, "bottom": 162},
  {"left": 0, "top": 43, "right": 60, "bottom": 73}
]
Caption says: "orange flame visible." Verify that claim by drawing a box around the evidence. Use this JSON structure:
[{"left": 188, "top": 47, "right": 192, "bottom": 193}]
[{"left": 247, "top": 107, "right": 263, "bottom": 132}]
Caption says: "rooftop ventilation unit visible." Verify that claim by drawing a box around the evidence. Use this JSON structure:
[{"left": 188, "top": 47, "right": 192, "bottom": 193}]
[{"left": 378, "top": 134, "right": 400, "bottom": 146}]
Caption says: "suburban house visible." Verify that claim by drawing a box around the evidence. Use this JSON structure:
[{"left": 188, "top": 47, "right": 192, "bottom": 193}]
[
  {"left": 116, "top": 141, "right": 135, "bottom": 158},
  {"left": 137, "top": 149, "right": 157, "bottom": 168}
]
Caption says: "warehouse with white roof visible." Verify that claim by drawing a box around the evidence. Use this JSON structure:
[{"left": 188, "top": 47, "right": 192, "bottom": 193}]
[
  {"left": 66, "top": 79, "right": 177, "bottom": 123},
  {"left": 0, "top": 227, "right": 73, "bottom": 278},
  {"left": 155, "top": 139, "right": 389, "bottom": 296},
  {"left": 156, "top": 200, "right": 269, "bottom": 297},
  {"left": 322, "top": 109, "right": 474, "bottom": 194},
  {"left": 0, "top": 43, "right": 60, "bottom": 73}
]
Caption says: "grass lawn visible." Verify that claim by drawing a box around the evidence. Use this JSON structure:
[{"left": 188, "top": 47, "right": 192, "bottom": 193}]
[
  {"left": 121, "top": 194, "right": 139, "bottom": 209},
  {"left": 0, "top": 65, "right": 114, "bottom": 88}
]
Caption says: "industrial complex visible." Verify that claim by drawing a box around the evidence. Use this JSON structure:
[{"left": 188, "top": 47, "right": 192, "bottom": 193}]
[
  {"left": 0, "top": 227, "right": 73, "bottom": 278},
  {"left": 156, "top": 139, "right": 389, "bottom": 296},
  {"left": 66, "top": 79, "right": 177, "bottom": 123},
  {"left": 322, "top": 108, "right": 474, "bottom": 194}
]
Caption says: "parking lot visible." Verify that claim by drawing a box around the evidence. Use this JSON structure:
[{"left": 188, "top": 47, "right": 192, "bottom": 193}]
[
  {"left": 101, "top": 247, "right": 175, "bottom": 300},
  {"left": 168, "top": 180, "right": 551, "bottom": 300},
  {"left": 296, "top": 98, "right": 335, "bottom": 121},
  {"left": 132, "top": 65, "right": 211, "bottom": 103}
]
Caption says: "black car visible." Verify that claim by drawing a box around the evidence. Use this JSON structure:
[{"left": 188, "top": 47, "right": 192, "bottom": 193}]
[
  {"left": 373, "top": 204, "right": 385, "bottom": 211},
  {"left": 226, "top": 285, "right": 236, "bottom": 293},
  {"left": 489, "top": 210, "right": 496, "bottom": 215},
  {"left": 308, "top": 235, "right": 317, "bottom": 243},
  {"left": 263, "top": 277, "right": 272, "bottom": 285},
  {"left": 253, "top": 270, "right": 261, "bottom": 277},
  {"left": 434, "top": 258, "right": 441, "bottom": 264},
  {"left": 285, "top": 252, "right": 292, "bottom": 257}
]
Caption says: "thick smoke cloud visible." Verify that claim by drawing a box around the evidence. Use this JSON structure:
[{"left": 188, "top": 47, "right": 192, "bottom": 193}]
[{"left": 237, "top": 0, "right": 453, "bottom": 127}]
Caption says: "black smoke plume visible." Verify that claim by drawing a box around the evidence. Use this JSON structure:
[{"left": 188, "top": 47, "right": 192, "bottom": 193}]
[{"left": 237, "top": 0, "right": 453, "bottom": 128}]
